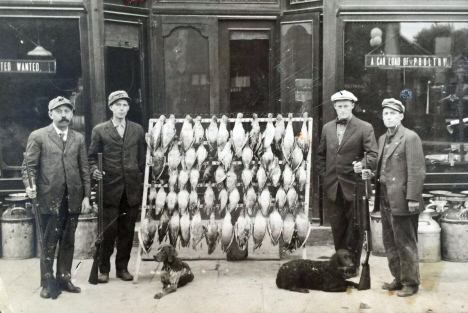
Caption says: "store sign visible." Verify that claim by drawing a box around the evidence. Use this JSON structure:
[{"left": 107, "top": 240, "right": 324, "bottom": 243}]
[
  {"left": 0, "top": 59, "right": 56, "bottom": 74},
  {"left": 365, "top": 55, "right": 452, "bottom": 69}
]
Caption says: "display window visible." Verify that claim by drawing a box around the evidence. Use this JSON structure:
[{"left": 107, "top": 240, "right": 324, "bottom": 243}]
[
  {"left": 344, "top": 22, "right": 468, "bottom": 179},
  {"left": 0, "top": 18, "right": 83, "bottom": 178}
]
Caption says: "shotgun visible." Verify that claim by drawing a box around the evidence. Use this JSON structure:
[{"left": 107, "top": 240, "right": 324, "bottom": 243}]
[
  {"left": 358, "top": 152, "right": 372, "bottom": 290},
  {"left": 89, "top": 153, "right": 104, "bottom": 285},
  {"left": 24, "top": 152, "right": 62, "bottom": 299}
]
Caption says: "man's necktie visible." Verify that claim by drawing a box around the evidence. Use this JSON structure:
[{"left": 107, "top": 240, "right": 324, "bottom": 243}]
[
  {"left": 116, "top": 125, "right": 124, "bottom": 138},
  {"left": 59, "top": 133, "right": 66, "bottom": 148},
  {"left": 336, "top": 119, "right": 347, "bottom": 125}
]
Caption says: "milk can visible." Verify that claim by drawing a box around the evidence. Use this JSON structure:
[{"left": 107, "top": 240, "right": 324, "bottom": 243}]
[
  {"left": 1, "top": 204, "right": 35, "bottom": 259},
  {"left": 370, "top": 211, "right": 386, "bottom": 257},
  {"left": 418, "top": 206, "right": 441, "bottom": 263},
  {"left": 441, "top": 197, "right": 468, "bottom": 262},
  {"left": 73, "top": 212, "right": 98, "bottom": 259}
]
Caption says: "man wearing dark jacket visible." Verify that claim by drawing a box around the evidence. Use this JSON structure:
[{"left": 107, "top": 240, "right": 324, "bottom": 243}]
[
  {"left": 363, "top": 98, "right": 425, "bottom": 297},
  {"left": 88, "top": 90, "right": 146, "bottom": 283},
  {"left": 317, "top": 90, "right": 378, "bottom": 273},
  {"left": 22, "top": 96, "right": 91, "bottom": 298}
]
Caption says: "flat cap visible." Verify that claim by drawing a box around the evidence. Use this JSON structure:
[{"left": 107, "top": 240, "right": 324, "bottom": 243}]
[
  {"left": 48, "top": 96, "right": 74, "bottom": 111},
  {"left": 108, "top": 90, "right": 131, "bottom": 106},
  {"left": 331, "top": 90, "right": 358, "bottom": 102},
  {"left": 382, "top": 98, "right": 405, "bottom": 113}
]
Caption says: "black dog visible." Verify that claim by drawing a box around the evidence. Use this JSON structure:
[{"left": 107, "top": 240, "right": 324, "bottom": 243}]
[
  {"left": 153, "top": 244, "right": 194, "bottom": 299},
  {"left": 276, "top": 249, "right": 359, "bottom": 293}
]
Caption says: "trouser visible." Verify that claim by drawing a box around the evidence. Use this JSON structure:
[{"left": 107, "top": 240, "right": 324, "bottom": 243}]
[
  {"left": 380, "top": 185, "right": 420, "bottom": 287},
  {"left": 99, "top": 190, "right": 138, "bottom": 274},
  {"left": 326, "top": 185, "right": 363, "bottom": 269},
  {"left": 40, "top": 192, "right": 79, "bottom": 287}
]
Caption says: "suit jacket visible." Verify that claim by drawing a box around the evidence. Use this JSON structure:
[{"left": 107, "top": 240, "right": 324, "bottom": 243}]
[
  {"left": 317, "top": 116, "right": 378, "bottom": 202},
  {"left": 374, "top": 125, "right": 426, "bottom": 215},
  {"left": 88, "top": 119, "right": 146, "bottom": 208},
  {"left": 21, "top": 124, "right": 91, "bottom": 214}
]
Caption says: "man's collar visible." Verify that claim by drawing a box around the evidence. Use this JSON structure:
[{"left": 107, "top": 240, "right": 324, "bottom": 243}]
[
  {"left": 111, "top": 117, "right": 126, "bottom": 127},
  {"left": 386, "top": 124, "right": 401, "bottom": 138},
  {"left": 52, "top": 123, "right": 68, "bottom": 135},
  {"left": 336, "top": 115, "right": 353, "bottom": 125}
]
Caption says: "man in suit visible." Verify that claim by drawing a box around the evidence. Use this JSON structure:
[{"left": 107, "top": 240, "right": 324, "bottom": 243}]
[
  {"left": 88, "top": 90, "right": 146, "bottom": 283},
  {"left": 22, "top": 96, "right": 92, "bottom": 299},
  {"left": 317, "top": 90, "right": 378, "bottom": 273},
  {"left": 363, "top": 98, "right": 425, "bottom": 297}
]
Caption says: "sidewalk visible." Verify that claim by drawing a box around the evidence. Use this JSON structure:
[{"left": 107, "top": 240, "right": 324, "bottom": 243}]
[{"left": 0, "top": 245, "right": 467, "bottom": 313}]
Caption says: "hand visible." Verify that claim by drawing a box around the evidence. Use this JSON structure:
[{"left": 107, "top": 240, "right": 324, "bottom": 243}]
[
  {"left": 93, "top": 169, "right": 105, "bottom": 180},
  {"left": 26, "top": 185, "right": 37, "bottom": 199},
  {"left": 408, "top": 200, "right": 420, "bottom": 213},
  {"left": 81, "top": 197, "right": 92, "bottom": 214},
  {"left": 361, "top": 169, "right": 374, "bottom": 180},
  {"left": 353, "top": 161, "right": 363, "bottom": 173}
]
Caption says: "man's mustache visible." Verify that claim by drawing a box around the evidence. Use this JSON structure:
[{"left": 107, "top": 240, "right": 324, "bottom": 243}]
[{"left": 60, "top": 118, "right": 70, "bottom": 122}]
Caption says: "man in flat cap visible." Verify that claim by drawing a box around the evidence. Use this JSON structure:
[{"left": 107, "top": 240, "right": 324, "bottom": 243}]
[
  {"left": 22, "top": 96, "right": 92, "bottom": 299},
  {"left": 88, "top": 90, "right": 145, "bottom": 283},
  {"left": 363, "top": 98, "right": 425, "bottom": 297},
  {"left": 317, "top": 90, "right": 378, "bottom": 276}
]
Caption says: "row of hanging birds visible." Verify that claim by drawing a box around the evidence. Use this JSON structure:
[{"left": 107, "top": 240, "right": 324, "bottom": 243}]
[{"left": 139, "top": 112, "right": 312, "bottom": 255}]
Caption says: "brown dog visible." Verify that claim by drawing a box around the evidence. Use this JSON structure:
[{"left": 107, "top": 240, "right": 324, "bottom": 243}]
[{"left": 153, "top": 244, "right": 194, "bottom": 299}]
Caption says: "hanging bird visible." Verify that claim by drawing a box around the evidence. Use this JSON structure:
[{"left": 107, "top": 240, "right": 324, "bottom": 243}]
[
  {"left": 296, "top": 112, "right": 310, "bottom": 156},
  {"left": 241, "top": 145, "right": 253, "bottom": 169},
  {"left": 204, "top": 185, "right": 215, "bottom": 215},
  {"left": 215, "top": 165, "right": 227, "bottom": 186},
  {"left": 218, "top": 188, "right": 228, "bottom": 214},
  {"left": 149, "top": 115, "right": 166, "bottom": 151},
  {"left": 221, "top": 209, "right": 234, "bottom": 252},
  {"left": 274, "top": 114, "right": 285, "bottom": 152},
  {"left": 291, "top": 143, "right": 304, "bottom": 172},
  {"left": 282, "top": 113, "right": 295, "bottom": 162},
  {"left": 228, "top": 187, "right": 240, "bottom": 212},
  {"left": 177, "top": 189, "right": 190, "bottom": 214},
  {"left": 179, "top": 210, "right": 191, "bottom": 248},
  {"left": 242, "top": 167, "right": 253, "bottom": 190},
  {"left": 295, "top": 211, "right": 311, "bottom": 248},
  {"left": 148, "top": 182, "right": 157, "bottom": 208},
  {"left": 155, "top": 187, "right": 167, "bottom": 216},
  {"left": 268, "top": 207, "right": 283, "bottom": 246},
  {"left": 180, "top": 115, "right": 195, "bottom": 152},
  {"left": 225, "top": 166, "right": 238, "bottom": 194},
  {"left": 249, "top": 113, "right": 262, "bottom": 156},
  {"left": 276, "top": 186, "right": 287, "bottom": 213},
  {"left": 189, "top": 190, "right": 198, "bottom": 214},
  {"left": 259, "top": 187, "right": 271, "bottom": 217},
  {"left": 190, "top": 209, "right": 204, "bottom": 250},
  {"left": 282, "top": 213, "right": 296, "bottom": 252},
  {"left": 139, "top": 208, "right": 158, "bottom": 254},
  {"left": 178, "top": 169, "right": 189, "bottom": 191},
  {"left": 151, "top": 148, "right": 165, "bottom": 182},
  {"left": 193, "top": 115, "right": 205, "bottom": 148},
  {"left": 168, "top": 142, "right": 182, "bottom": 172},
  {"left": 204, "top": 212, "right": 220, "bottom": 255},
  {"left": 244, "top": 185, "right": 257, "bottom": 217},
  {"left": 218, "top": 141, "right": 233, "bottom": 171},
  {"left": 158, "top": 209, "right": 170, "bottom": 244},
  {"left": 189, "top": 168, "right": 200, "bottom": 191},
  {"left": 205, "top": 115, "right": 218, "bottom": 153},
  {"left": 269, "top": 157, "right": 282, "bottom": 188},
  {"left": 231, "top": 113, "right": 247, "bottom": 158},
  {"left": 235, "top": 209, "right": 251, "bottom": 251},
  {"left": 169, "top": 209, "right": 180, "bottom": 246},
  {"left": 196, "top": 144, "right": 208, "bottom": 171},
  {"left": 217, "top": 115, "right": 230, "bottom": 152},
  {"left": 253, "top": 209, "right": 267, "bottom": 251},
  {"left": 257, "top": 166, "right": 267, "bottom": 191},
  {"left": 168, "top": 170, "right": 178, "bottom": 191},
  {"left": 261, "top": 146, "right": 274, "bottom": 174},
  {"left": 203, "top": 164, "right": 214, "bottom": 183},
  {"left": 161, "top": 114, "right": 176, "bottom": 153},
  {"left": 166, "top": 187, "right": 178, "bottom": 214},
  {"left": 262, "top": 113, "right": 276, "bottom": 150},
  {"left": 286, "top": 187, "right": 298, "bottom": 213},
  {"left": 183, "top": 147, "right": 197, "bottom": 171},
  {"left": 282, "top": 163, "right": 294, "bottom": 192},
  {"left": 296, "top": 161, "right": 307, "bottom": 192}
]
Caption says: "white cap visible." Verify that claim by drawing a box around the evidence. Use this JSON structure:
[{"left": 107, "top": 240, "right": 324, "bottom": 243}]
[{"left": 331, "top": 90, "right": 358, "bottom": 102}]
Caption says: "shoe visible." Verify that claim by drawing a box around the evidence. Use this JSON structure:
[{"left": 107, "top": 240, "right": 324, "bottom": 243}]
[
  {"left": 98, "top": 273, "right": 109, "bottom": 283},
  {"left": 397, "top": 286, "right": 419, "bottom": 297},
  {"left": 382, "top": 280, "right": 403, "bottom": 291},
  {"left": 116, "top": 269, "right": 133, "bottom": 281},
  {"left": 40, "top": 287, "right": 50, "bottom": 299},
  {"left": 59, "top": 281, "right": 81, "bottom": 293}
]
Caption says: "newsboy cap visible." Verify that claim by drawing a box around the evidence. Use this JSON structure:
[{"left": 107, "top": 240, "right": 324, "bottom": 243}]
[
  {"left": 48, "top": 96, "right": 74, "bottom": 111},
  {"left": 331, "top": 90, "right": 358, "bottom": 102},
  {"left": 382, "top": 98, "right": 405, "bottom": 113},
  {"left": 108, "top": 90, "right": 131, "bottom": 106}
]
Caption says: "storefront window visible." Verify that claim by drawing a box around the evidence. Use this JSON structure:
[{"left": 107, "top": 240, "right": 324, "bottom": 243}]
[
  {"left": 344, "top": 22, "right": 468, "bottom": 178},
  {"left": 0, "top": 18, "right": 82, "bottom": 178}
]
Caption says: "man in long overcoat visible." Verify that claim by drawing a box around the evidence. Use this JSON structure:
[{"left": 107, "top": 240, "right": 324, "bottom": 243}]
[
  {"left": 22, "top": 96, "right": 91, "bottom": 298},
  {"left": 317, "top": 90, "right": 378, "bottom": 274},
  {"left": 88, "top": 90, "right": 146, "bottom": 283},
  {"left": 364, "top": 98, "right": 425, "bottom": 297}
]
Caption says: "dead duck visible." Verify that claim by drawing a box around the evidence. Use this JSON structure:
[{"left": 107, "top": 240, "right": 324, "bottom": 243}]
[
  {"left": 155, "top": 187, "right": 167, "bottom": 216},
  {"left": 168, "top": 170, "right": 178, "bottom": 191},
  {"left": 282, "top": 213, "right": 296, "bottom": 251},
  {"left": 215, "top": 165, "right": 227, "bottom": 185},
  {"left": 204, "top": 185, "right": 215, "bottom": 215},
  {"left": 189, "top": 168, "right": 200, "bottom": 191},
  {"left": 151, "top": 147, "right": 165, "bottom": 182},
  {"left": 148, "top": 182, "right": 157, "bottom": 208},
  {"left": 296, "top": 161, "right": 307, "bottom": 192},
  {"left": 179, "top": 210, "right": 191, "bottom": 248},
  {"left": 218, "top": 188, "right": 228, "bottom": 214},
  {"left": 217, "top": 115, "right": 230, "bottom": 152},
  {"left": 282, "top": 113, "right": 295, "bottom": 162},
  {"left": 166, "top": 186, "right": 178, "bottom": 214},
  {"left": 262, "top": 113, "right": 276, "bottom": 150},
  {"left": 231, "top": 113, "right": 247, "bottom": 158},
  {"left": 204, "top": 212, "right": 220, "bottom": 255},
  {"left": 235, "top": 209, "right": 251, "bottom": 251},
  {"left": 242, "top": 145, "right": 254, "bottom": 169},
  {"left": 190, "top": 208, "right": 204, "bottom": 250},
  {"left": 149, "top": 115, "right": 166, "bottom": 151},
  {"left": 177, "top": 188, "right": 190, "bottom": 214},
  {"left": 261, "top": 146, "right": 274, "bottom": 174},
  {"left": 169, "top": 209, "right": 180, "bottom": 247},
  {"left": 183, "top": 147, "right": 197, "bottom": 171},
  {"left": 228, "top": 187, "right": 240, "bottom": 212},
  {"left": 205, "top": 115, "right": 218, "bottom": 153},
  {"left": 242, "top": 167, "right": 253, "bottom": 189},
  {"left": 168, "top": 142, "right": 182, "bottom": 171},
  {"left": 180, "top": 115, "right": 195, "bottom": 152},
  {"left": 286, "top": 187, "right": 298, "bottom": 213},
  {"left": 296, "top": 112, "right": 310, "bottom": 156},
  {"left": 269, "top": 157, "right": 282, "bottom": 188},
  {"left": 193, "top": 116, "right": 205, "bottom": 148},
  {"left": 178, "top": 169, "right": 189, "bottom": 191},
  {"left": 221, "top": 209, "right": 234, "bottom": 252},
  {"left": 274, "top": 114, "right": 285, "bottom": 152},
  {"left": 139, "top": 208, "right": 158, "bottom": 254},
  {"left": 249, "top": 113, "right": 262, "bottom": 154},
  {"left": 291, "top": 143, "right": 304, "bottom": 172},
  {"left": 196, "top": 144, "right": 208, "bottom": 171},
  {"left": 188, "top": 190, "right": 198, "bottom": 215},
  {"left": 295, "top": 211, "right": 311, "bottom": 248},
  {"left": 256, "top": 165, "right": 267, "bottom": 191},
  {"left": 253, "top": 209, "right": 267, "bottom": 251},
  {"left": 244, "top": 185, "right": 257, "bottom": 217},
  {"left": 282, "top": 163, "right": 294, "bottom": 192},
  {"left": 225, "top": 165, "right": 238, "bottom": 193},
  {"left": 259, "top": 186, "right": 271, "bottom": 217},
  {"left": 275, "top": 186, "right": 287, "bottom": 213},
  {"left": 158, "top": 209, "right": 170, "bottom": 244},
  {"left": 161, "top": 114, "right": 176, "bottom": 153},
  {"left": 268, "top": 207, "right": 283, "bottom": 246}
]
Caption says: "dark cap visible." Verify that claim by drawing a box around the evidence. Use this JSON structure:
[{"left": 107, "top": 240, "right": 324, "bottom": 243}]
[
  {"left": 48, "top": 96, "right": 74, "bottom": 111},
  {"left": 108, "top": 90, "right": 131, "bottom": 106},
  {"left": 382, "top": 98, "right": 405, "bottom": 113}
]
